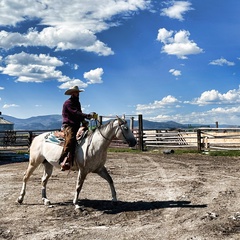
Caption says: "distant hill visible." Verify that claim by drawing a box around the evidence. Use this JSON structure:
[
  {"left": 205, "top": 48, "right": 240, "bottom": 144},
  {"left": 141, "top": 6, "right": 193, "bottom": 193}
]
[
  {"left": 141, "top": 119, "right": 187, "bottom": 129},
  {"left": 2, "top": 114, "right": 62, "bottom": 130},
  {"left": 1, "top": 114, "right": 238, "bottom": 130},
  {"left": 2, "top": 114, "right": 187, "bottom": 130}
]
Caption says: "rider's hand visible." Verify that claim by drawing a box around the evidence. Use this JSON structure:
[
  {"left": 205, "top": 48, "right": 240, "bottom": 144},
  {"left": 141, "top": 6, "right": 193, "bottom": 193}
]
[{"left": 86, "top": 112, "right": 97, "bottom": 120}]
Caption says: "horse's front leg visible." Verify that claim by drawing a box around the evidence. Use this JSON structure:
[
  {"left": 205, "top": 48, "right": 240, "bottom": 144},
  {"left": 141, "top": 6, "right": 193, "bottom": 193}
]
[
  {"left": 97, "top": 166, "right": 117, "bottom": 201},
  {"left": 73, "top": 170, "right": 86, "bottom": 209},
  {"left": 41, "top": 161, "right": 53, "bottom": 205}
]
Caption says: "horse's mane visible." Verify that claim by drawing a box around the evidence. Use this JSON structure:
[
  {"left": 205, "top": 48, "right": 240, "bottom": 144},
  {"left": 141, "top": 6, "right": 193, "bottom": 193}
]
[
  {"left": 85, "top": 119, "right": 114, "bottom": 139},
  {"left": 97, "top": 119, "right": 115, "bottom": 131}
]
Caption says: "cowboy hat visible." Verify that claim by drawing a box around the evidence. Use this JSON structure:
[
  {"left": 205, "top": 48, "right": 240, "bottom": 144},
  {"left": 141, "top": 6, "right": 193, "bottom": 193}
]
[{"left": 64, "top": 86, "right": 84, "bottom": 95}]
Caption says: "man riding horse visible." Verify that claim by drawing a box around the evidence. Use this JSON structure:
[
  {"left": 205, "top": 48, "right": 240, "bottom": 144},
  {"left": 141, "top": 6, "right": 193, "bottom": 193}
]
[{"left": 59, "top": 86, "right": 94, "bottom": 171}]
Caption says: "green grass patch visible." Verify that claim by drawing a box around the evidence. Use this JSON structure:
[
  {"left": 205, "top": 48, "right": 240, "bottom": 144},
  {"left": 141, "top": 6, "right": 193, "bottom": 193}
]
[
  {"left": 208, "top": 150, "right": 240, "bottom": 157},
  {"left": 147, "top": 148, "right": 200, "bottom": 155},
  {"left": 173, "top": 149, "right": 199, "bottom": 154},
  {"left": 108, "top": 148, "right": 141, "bottom": 153}
]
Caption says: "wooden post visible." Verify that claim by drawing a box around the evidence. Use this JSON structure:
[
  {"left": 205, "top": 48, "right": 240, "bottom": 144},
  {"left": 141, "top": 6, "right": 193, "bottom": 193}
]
[
  {"left": 130, "top": 117, "right": 134, "bottom": 131},
  {"left": 28, "top": 131, "right": 33, "bottom": 147},
  {"left": 98, "top": 115, "right": 103, "bottom": 125},
  {"left": 138, "top": 114, "right": 144, "bottom": 151},
  {"left": 197, "top": 129, "right": 202, "bottom": 152}
]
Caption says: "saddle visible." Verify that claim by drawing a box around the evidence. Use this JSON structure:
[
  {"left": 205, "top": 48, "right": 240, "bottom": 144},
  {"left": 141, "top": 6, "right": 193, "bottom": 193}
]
[{"left": 45, "top": 126, "right": 88, "bottom": 146}]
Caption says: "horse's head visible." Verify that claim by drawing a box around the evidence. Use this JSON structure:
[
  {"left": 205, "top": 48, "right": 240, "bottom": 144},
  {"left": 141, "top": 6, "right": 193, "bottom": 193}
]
[{"left": 115, "top": 116, "right": 137, "bottom": 147}]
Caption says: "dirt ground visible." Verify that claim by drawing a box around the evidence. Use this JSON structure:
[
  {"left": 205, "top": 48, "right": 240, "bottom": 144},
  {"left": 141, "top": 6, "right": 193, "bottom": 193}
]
[{"left": 0, "top": 151, "right": 240, "bottom": 240}]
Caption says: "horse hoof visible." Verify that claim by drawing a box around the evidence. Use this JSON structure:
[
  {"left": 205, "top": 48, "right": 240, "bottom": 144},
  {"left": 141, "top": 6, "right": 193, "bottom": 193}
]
[
  {"left": 75, "top": 205, "right": 84, "bottom": 212},
  {"left": 75, "top": 204, "right": 81, "bottom": 210},
  {"left": 17, "top": 197, "right": 23, "bottom": 204},
  {"left": 43, "top": 198, "right": 51, "bottom": 205}
]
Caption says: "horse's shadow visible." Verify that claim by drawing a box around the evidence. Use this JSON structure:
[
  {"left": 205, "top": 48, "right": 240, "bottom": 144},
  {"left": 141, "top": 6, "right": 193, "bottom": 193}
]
[{"left": 56, "top": 199, "right": 207, "bottom": 214}]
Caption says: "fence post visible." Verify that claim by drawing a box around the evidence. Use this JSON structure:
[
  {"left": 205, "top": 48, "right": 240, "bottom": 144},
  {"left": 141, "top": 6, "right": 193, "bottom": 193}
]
[
  {"left": 130, "top": 117, "right": 134, "bottom": 131},
  {"left": 98, "top": 115, "right": 103, "bottom": 125},
  {"left": 138, "top": 114, "right": 144, "bottom": 151},
  {"left": 28, "top": 131, "right": 33, "bottom": 147},
  {"left": 197, "top": 129, "right": 202, "bottom": 152}
]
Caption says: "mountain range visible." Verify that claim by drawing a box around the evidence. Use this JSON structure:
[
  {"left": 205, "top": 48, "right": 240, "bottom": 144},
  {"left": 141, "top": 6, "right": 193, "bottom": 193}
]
[
  {"left": 2, "top": 114, "right": 62, "bottom": 130},
  {"left": 1, "top": 114, "right": 237, "bottom": 130},
  {"left": 2, "top": 114, "right": 188, "bottom": 130}
]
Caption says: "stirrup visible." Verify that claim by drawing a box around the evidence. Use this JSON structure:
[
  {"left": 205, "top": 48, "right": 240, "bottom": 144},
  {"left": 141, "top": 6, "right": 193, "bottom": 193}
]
[
  {"left": 60, "top": 162, "right": 70, "bottom": 171},
  {"left": 60, "top": 155, "right": 71, "bottom": 171}
]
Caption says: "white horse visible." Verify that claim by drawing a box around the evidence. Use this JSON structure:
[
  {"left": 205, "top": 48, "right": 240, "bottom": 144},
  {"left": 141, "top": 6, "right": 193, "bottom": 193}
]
[{"left": 17, "top": 117, "right": 137, "bottom": 209}]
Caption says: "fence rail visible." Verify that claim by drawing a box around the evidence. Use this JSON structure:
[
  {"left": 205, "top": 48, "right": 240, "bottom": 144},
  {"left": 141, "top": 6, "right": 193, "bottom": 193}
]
[
  {"left": 143, "top": 128, "right": 240, "bottom": 151},
  {"left": 0, "top": 129, "right": 60, "bottom": 151},
  {"left": 196, "top": 128, "right": 240, "bottom": 151},
  {"left": 143, "top": 130, "right": 197, "bottom": 149},
  {"left": 1, "top": 126, "right": 240, "bottom": 152}
]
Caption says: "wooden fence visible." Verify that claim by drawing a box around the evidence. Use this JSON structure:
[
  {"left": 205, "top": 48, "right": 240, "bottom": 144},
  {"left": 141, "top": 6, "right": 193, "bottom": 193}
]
[
  {"left": 196, "top": 128, "right": 240, "bottom": 152},
  {"left": 143, "top": 129, "right": 197, "bottom": 150},
  {"left": 0, "top": 129, "right": 60, "bottom": 151},
  {"left": 1, "top": 120, "right": 240, "bottom": 153},
  {"left": 0, "top": 115, "right": 142, "bottom": 151},
  {"left": 143, "top": 128, "right": 240, "bottom": 152}
]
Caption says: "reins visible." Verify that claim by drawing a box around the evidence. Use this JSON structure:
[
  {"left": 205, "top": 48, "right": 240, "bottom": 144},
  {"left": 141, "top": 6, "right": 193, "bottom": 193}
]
[
  {"left": 96, "top": 119, "right": 128, "bottom": 143},
  {"left": 96, "top": 120, "right": 114, "bottom": 142}
]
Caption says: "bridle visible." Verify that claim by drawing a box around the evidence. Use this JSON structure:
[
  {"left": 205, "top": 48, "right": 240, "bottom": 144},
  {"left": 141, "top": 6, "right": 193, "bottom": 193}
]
[{"left": 96, "top": 119, "right": 130, "bottom": 144}]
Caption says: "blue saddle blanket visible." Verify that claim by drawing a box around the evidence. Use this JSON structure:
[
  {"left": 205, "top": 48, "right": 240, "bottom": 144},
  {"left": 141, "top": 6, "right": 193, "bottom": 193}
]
[
  {"left": 45, "top": 132, "right": 65, "bottom": 146},
  {"left": 44, "top": 130, "right": 89, "bottom": 146}
]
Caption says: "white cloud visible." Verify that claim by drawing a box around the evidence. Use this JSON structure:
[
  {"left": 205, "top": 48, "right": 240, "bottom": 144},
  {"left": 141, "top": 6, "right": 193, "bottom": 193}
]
[
  {"left": 0, "top": 52, "right": 106, "bottom": 88},
  {"left": 0, "top": 0, "right": 151, "bottom": 55},
  {"left": 84, "top": 68, "right": 104, "bottom": 84},
  {"left": 0, "top": 28, "right": 114, "bottom": 56},
  {"left": 136, "top": 86, "right": 240, "bottom": 124},
  {"left": 209, "top": 57, "right": 235, "bottom": 66},
  {"left": 0, "top": 87, "right": 4, "bottom": 90},
  {"left": 58, "top": 80, "right": 88, "bottom": 90},
  {"left": 169, "top": 69, "right": 181, "bottom": 76},
  {"left": 189, "top": 87, "right": 240, "bottom": 106},
  {"left": 1, "top": 52, "right": 66, "bottom": 83},
  {"left": 136, "top": 95, "right": 181, "bottom": 111},
  {"left": 161, "top": 1, "right": 193, "bottom": 21},
  {"left": 73, "top": 64, "right": 79, "bottom": 70},
  {"left": 146, "top": 105, "right": 240, "bottom": 125},
  {"left": 157, "top": 28, "right": 203, "bottom": 59},
  {"left": 3, "top": 104, "right": 19, "bottom": 108}
]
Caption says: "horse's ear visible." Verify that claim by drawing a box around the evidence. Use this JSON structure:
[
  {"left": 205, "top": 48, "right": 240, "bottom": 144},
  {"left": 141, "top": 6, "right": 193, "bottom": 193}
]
[{"left": 116, "top": 115, "right": 124, "bottom": 125}]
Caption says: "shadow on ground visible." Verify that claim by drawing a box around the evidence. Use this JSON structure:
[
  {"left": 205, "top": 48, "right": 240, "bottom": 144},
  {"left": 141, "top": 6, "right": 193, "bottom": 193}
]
[{"left": 53, "top": 199, "right": 207, "bottom": 214}]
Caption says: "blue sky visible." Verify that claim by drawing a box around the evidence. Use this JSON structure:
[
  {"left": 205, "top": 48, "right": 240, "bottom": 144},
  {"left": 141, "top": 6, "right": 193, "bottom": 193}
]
[{"left": 0, "top": 0, "right": 240, "bottom": 125}]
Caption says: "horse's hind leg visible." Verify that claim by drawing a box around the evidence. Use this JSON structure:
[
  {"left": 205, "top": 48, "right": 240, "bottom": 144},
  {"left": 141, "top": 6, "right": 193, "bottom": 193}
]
[
  {"left": 41, "top": 161, "right": 53, "bottom": 205},
  {"left": 17, "top": 158, "right": 43, "bottom": 204},
  {"left": 97, "top": 166, "right": 117, "bottom": 201}
]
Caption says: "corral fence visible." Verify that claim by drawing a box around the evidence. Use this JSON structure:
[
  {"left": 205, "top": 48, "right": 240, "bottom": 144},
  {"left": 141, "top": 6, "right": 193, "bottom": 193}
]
[
  {"left": 196, "top": 128, "right": 240, "bottom": 152},
  {"left": 0, "top": 129, "right": 60, "bottom": 151},
  {"left": 1, "top": 115, "right": 240, "bottom": 153},
  {"left": 143, "top": 127, "right": 240, "bottom": 152},
  {"left": 143, "top": 129, "right": 197, "bottom": 150},
  {"left": 0, "top": 114, "right": 143, "bottom": 151}
]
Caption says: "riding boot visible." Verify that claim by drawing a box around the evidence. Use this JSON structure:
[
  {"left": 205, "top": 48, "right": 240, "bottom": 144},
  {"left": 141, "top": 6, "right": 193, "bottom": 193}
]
[
  {"left": 59, "top": 151, "right": 67, "bottom": 164},
  {"left": 60, "top": 152, "right": 71, "bottom": 171}
]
